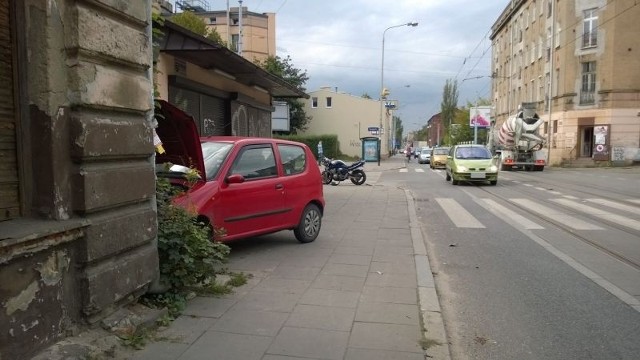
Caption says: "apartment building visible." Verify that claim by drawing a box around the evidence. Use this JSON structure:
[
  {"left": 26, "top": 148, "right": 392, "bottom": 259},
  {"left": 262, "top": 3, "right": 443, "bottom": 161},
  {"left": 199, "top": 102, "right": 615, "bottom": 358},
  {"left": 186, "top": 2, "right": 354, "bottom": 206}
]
[
  {"left": 171, "top": 2, "right": 276, "bottom": 63},
  {"left": 303, "top": 87, "right": 387, "bottom": 159},
  {"left": 490, "top": 0, "right": 640, "bottom": 166}
]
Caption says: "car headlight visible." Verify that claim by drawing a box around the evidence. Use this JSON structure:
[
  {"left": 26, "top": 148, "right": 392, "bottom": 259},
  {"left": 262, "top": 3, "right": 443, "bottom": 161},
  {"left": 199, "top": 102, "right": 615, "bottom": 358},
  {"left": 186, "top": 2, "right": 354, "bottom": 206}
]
[
  {"left": 489, "top": 165, "right": 498, "bottom": 172},
  {"left": 457, "top": 165, "right": 468, "bottom": 172}
]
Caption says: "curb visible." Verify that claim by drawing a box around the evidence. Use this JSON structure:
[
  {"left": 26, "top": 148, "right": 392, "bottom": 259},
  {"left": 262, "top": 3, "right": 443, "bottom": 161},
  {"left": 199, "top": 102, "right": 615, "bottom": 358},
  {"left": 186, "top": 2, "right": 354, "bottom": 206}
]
[{"left": 405, "top": 189, "right": 452, "bottom": 360}]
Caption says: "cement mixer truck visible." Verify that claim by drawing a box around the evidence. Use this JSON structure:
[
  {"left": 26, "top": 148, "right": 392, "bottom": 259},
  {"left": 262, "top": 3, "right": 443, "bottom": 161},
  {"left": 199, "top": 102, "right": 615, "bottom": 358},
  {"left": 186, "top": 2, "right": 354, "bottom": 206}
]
[{"left": 488, "top": 102, "right": 547, "bottom": 171}]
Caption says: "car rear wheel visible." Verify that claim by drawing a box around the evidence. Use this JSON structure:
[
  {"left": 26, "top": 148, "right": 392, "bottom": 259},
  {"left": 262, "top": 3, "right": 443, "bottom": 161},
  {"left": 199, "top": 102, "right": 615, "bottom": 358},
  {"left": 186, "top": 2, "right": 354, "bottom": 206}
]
[
  {"left": 490, "top": 180, "right": 497, "bottom": 186},
  {"left": 294, "top": 204, "right": 322, "bottom": 243}
]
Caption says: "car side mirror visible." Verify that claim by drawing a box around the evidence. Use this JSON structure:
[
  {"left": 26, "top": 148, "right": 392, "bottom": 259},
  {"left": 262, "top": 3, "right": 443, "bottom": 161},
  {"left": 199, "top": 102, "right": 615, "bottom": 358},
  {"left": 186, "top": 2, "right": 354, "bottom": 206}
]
[{"left": 226, "top": 173, "right": 246, "bottom": 184}]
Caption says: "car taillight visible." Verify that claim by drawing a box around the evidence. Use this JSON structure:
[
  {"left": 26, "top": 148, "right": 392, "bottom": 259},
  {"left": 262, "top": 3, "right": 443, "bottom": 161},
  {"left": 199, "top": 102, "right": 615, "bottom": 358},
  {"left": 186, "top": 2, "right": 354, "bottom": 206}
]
[{"left": 503, "top": 158, "right": 514, "bottom": 164}]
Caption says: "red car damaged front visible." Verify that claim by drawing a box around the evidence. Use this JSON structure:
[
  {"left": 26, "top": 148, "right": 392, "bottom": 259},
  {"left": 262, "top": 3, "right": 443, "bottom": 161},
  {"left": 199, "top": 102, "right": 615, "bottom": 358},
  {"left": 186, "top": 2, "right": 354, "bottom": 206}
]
[{"left": 154, "top": 100, "right": 325, "bottom": 243}]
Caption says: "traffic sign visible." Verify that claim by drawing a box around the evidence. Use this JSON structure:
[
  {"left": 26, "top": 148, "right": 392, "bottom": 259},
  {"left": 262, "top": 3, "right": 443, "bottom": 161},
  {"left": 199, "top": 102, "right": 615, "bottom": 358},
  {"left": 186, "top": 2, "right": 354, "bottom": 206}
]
[{"left": 368, "top": 126, "right": 379, "bottom": 132}]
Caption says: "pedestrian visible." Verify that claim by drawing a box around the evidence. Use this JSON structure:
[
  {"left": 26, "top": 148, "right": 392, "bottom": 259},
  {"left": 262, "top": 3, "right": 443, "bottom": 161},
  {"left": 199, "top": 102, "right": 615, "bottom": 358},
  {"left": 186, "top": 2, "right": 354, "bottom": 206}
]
[
  {"left": 317, "top": 140, "right": 323, "bottom": 164},
  {"left": 405, "top": 144, "right": 412, "bottom": 163}
]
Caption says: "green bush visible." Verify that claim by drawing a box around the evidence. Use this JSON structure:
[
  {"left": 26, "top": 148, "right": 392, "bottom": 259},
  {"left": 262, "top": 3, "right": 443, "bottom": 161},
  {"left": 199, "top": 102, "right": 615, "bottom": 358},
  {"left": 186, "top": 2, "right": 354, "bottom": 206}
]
[{"left": 276, "top": 134, "right": 340, "bottom": 159}]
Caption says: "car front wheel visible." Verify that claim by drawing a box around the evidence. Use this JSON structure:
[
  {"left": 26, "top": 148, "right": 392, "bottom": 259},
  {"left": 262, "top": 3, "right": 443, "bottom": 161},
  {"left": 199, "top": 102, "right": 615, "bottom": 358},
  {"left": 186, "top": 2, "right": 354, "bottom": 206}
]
[
  {"left": 445, "top": 171, "right": 451, "bottom": 181},
  {"left": 294, "top": 204, "right": 322, "bottom": 243}
]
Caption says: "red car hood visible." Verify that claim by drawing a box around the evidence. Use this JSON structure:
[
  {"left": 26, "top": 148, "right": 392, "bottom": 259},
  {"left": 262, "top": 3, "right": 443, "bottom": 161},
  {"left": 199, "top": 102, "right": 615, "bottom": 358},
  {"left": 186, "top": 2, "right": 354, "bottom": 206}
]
[{"left": 154, "top": 100, "right": 205, "bottom": 177}]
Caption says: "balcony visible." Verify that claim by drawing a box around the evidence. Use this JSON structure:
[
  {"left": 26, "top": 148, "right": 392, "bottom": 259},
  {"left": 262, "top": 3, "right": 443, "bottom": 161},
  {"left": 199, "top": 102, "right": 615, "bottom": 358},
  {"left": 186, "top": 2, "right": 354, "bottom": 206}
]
[{"left": 579, "top": 91, "right": 595, "bottom": 105}]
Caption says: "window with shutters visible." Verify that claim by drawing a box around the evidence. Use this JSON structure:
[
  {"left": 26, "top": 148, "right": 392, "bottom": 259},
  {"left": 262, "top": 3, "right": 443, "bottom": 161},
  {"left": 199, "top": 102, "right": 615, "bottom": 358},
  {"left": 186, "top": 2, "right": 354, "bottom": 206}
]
[{"left": 0, "top": 0, "right": 22, "bottom": 221}]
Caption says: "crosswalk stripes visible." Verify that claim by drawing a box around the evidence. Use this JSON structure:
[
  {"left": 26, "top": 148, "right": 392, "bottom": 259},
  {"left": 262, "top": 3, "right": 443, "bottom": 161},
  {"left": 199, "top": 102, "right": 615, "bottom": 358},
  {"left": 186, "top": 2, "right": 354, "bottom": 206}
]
[
  {"left": 509, "top": 198, "right": 603, "bottom": 230},
  {"left": 586, "top": 198, "right": 640, "bottom": 214},
  {"left": 478, "top": 199, "right": 544, "bottom": 229},
  {"left": 552, "top": 198, "right": 640, "bottom": 231},
  {"left": 435, "top": 198, "right": 485, "bottom": 228}
]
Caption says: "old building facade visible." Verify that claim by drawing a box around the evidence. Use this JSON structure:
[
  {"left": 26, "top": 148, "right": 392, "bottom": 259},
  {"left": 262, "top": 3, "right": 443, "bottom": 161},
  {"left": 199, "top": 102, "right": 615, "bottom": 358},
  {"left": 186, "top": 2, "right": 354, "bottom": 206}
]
[
  {"left": 490, "top": 0, "right": 640, "bottom": 166},
  {"left": 0, "top": 0, "right": 158, "bottom": 358}
]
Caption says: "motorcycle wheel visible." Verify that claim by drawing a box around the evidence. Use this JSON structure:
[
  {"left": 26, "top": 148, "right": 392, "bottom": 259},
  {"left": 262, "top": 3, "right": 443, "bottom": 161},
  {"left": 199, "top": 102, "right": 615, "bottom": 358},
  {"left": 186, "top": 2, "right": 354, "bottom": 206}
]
[
  {"left": 321, "top": 170, "right": 332, "bottom": 185},
  {"left": 350, "top": 169, "right": 366, "bottom": 185}
]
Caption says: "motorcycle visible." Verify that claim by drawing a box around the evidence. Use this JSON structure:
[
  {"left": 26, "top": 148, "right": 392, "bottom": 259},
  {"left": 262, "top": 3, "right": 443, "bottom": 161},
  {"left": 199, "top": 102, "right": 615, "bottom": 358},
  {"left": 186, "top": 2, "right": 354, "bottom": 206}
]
[{"left": 321, "top": 157, "right": 367, "bottom": 186}]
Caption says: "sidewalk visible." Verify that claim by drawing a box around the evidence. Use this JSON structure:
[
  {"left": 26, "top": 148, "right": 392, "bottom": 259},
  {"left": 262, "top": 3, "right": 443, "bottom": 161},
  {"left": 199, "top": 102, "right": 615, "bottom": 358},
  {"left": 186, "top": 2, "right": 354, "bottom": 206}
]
[{"left": 130, "top": 156, "right": 450, "bottom": 360}]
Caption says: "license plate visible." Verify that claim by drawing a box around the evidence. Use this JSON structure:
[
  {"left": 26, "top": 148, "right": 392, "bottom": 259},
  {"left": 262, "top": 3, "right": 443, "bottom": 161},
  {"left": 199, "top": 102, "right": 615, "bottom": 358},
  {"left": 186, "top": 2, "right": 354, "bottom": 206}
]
[{"left": 470, "top": 172, "right": 486, "bottom": 179}]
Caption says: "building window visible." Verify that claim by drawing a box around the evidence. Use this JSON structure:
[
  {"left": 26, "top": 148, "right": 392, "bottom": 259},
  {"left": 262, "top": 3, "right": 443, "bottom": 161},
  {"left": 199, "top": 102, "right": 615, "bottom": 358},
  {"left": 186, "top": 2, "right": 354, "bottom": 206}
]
[
  {"left": 553, "top": 120, "right": 558, "bottom": 133},
  {"left": 209, "top": 17, "right": 217, "bottom": 24},
  {"left": 311, "top": 97, "right": 318, "bottom": 108},
  {"left": 325, "top": 97, "right": 332, "bottom": 108},
  {"left": 582, "top": 8, "right": 598, "bottom": 48},
  {"left": 580, "top": 62, "right": 596, "bottom": 105},
  {"left": 231, "top": 34, "right": 239, "bottom": 52}
]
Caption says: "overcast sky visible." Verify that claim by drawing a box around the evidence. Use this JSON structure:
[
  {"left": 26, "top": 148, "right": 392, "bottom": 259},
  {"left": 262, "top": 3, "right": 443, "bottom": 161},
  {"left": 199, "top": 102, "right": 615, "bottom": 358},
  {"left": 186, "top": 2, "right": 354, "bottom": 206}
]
[{"left": 174, "top": 0, "right": 510, "bottom": 133}]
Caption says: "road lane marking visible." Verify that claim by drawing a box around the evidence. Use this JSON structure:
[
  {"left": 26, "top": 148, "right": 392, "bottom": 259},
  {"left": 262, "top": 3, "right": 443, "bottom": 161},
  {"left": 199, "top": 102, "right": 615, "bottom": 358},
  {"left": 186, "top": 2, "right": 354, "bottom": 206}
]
[
  {"left": 435, "top": 198, "right": 485, "bottom": 228},
  {"left": 585, "top": 198, "right": 640, "bottom": 214},
  {"left": 479, "top": 199, "right": 544, "bottom": 229},
  {"left": 552, "top": 198, "right": 640, "bottom": 231},
  {"left": 400, "top": 168, "right": 408, "bottom": 173},
  {"left": 510, "top": 198, "right": 603, "bottom": 230},
  {"left": 415, "top": 168, "right": 425, "bottom": 173}
]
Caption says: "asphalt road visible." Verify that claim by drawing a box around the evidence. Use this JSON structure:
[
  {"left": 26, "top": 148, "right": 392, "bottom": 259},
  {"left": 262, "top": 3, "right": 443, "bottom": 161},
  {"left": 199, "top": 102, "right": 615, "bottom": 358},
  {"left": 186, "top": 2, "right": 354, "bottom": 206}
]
[{"left": 378, "top": 162, "right": 640, "bottom": 360}]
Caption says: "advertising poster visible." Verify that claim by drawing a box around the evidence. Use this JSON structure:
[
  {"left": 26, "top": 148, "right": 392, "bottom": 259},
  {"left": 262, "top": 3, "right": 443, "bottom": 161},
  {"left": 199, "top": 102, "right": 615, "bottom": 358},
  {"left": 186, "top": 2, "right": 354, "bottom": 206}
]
[
  {"left": 469, "top": 106, "right": 491, "bottom": 128},
  {"left": 363, "top": 138, "right": 379, "bottom": 162}
]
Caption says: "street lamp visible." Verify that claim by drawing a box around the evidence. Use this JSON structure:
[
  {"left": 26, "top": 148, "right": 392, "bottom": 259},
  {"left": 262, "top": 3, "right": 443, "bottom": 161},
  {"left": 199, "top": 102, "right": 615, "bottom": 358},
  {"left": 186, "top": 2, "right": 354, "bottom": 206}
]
[{"left": 379, "top": 21, "right": 418, "bottom": 165}]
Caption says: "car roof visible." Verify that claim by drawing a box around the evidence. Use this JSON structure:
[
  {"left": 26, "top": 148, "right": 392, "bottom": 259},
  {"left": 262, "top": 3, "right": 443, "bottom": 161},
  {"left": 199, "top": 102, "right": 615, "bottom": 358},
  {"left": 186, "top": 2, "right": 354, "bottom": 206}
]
[{"left": 200, "top": 136, "right": 309, "bottom": 148}]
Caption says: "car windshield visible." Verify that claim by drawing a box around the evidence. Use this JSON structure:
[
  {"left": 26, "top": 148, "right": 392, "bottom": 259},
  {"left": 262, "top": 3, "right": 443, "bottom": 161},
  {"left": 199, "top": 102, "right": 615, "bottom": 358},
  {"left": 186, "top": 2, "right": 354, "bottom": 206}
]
[
  {"left": 434, "top": 148, "right": 449, "bottom": 155},
  {"left": 202, "top": 141, "right": 233, "bottom": 180},
  {"left": 421, "top": 147, "right": 430, "bottom": 152},
  {"left": 455, "top": 146, "right": 492, "bottom": 159}
]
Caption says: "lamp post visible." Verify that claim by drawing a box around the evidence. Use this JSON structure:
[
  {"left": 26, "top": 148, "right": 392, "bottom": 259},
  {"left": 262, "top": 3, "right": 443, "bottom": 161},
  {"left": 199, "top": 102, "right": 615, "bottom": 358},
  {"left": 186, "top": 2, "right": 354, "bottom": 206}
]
[{"left": 379, "top": 21, "right": 418, "bottom": 165}]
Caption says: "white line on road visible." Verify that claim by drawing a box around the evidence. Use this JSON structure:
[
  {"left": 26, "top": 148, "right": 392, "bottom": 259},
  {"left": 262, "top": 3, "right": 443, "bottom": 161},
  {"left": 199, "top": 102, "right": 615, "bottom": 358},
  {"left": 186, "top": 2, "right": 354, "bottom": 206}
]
[
  {"left": 435, "top": 198, "right": 485, "bottom": 228},
  {"left": 510, "top": 198, "right": 603, "bottom": 230},
  {"left": 479, "top": 199, "right": 544, "bottom": 229},
  {"left": 415, "top": 168, "right": 425, "bottom": 173},
  {"left": 552, "top": 198, "right": 640, "bottom": 231},
  {"left": 585, "top": 198, "right": 640, "bottom": 214}
]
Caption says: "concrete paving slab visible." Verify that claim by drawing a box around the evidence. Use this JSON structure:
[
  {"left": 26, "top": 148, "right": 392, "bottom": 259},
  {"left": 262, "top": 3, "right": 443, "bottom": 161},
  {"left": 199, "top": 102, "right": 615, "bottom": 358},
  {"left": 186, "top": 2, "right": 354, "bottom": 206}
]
[
  {"left": 355, "top": 301, "right": 420, "bottom": 325},
  {"left": 180, "top": 331, "right": 272, "bottom": 360},
  {"left": 321, "top": 262, "right": 369, "bottom": 277},
  {"left": 285, "top": 304, "right": 356, "bottom": 331},
  {"left": 360, "top": 285, "right": 418, "bottom": 305},
  {"left": 369, "top": 260, "right": 417, "bottom": 274},
  {"left": 333, "top": 245, "right": 376, "bottom": 256},
  {"left": 131, "top": 341, "right": 189, "bottom": 360},
  {"left": 269, "top": 264, "right": 322, "bottom": 280},
  {"left": 250, "top": 277, "right": 312, "bottom": 295},
  {"left": 181, "top": 297, "right": 236, "bottom": 318},
  {"left": 267, "top": 326, "right": 349, "bottom": 360},
  {"left": 348, "top": 322, "right": 423, "bottom": 353},
  {"left": 210, "top": 309, "right": 289, "bottom": 336},
  {"left": 231, "top": 291, "right": 301, "bottom": 312},
  {"left": 311, "top": 274, "right": 366, "bottom": 292},
  {"left": 299, "top": 288, "right": 360, "bottom": 308},
  {"left": 344, "top": 348, "right": 426, "bottom": 360},
  {"left": 365, "top": 271, "right": 418, "bottom": 288},
  {"left": 328, "top": 253, "right": 372, "bottom": 266},
  {"left": 151, "top": 315, "right": 215, "bottom": 344}
]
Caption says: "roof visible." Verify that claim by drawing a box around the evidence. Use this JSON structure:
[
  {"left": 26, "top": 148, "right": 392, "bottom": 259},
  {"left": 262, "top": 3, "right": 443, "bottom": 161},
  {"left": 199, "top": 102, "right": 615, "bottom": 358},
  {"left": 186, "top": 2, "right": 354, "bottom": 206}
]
[{"left": 158, "top": 20, "right": 308, "bottom": 98}]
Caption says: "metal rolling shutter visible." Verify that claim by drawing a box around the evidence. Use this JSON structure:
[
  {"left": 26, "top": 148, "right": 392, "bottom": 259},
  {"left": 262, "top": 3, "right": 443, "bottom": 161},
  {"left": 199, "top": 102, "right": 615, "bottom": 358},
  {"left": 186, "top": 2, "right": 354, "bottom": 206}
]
[
  {"left": 200, "top": 94, "right": 225, "bottom": 136},
  {"left": 0, "top": 0, "right": 20, "bottom": 221},
  {"left": 169, "top": 86, "right": 201, "bottom": 133}
]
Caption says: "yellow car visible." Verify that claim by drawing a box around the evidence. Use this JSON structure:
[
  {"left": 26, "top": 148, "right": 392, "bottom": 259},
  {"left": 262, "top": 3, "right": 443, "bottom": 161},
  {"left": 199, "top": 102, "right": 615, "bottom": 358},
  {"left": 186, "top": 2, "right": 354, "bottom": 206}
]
[
  {"left": 429, "top": 147, "right": 449, "bottom": 169},
  {"left": 445, "top": 144, "right": 498, "bottom": 186}
]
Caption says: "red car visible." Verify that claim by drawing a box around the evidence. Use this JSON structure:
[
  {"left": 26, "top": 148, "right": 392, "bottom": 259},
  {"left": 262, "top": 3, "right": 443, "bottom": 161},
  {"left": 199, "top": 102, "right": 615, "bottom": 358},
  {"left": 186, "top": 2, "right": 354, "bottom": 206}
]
[{"left": 155, "top": 100, "right": 325, "bottom": 243}]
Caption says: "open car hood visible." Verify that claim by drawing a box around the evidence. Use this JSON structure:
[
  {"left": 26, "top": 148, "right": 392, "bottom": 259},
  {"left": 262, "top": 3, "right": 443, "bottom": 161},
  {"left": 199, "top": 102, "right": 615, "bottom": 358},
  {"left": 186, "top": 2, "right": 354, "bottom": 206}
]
[{"left": 154, "top": 100, "right": 206, "bottom": 178}]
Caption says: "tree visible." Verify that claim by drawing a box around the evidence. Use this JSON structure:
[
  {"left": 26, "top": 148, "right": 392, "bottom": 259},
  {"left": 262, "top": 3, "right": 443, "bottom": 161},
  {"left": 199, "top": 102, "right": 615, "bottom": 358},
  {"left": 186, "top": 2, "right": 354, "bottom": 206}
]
[
  {"left": 361, "top": 93, "right": 372, "bottom": 99},
  {"left": 256, "top": 55, "right": 310, "bottom": 134},
  {"left": 440, "top": 79, "right": 459, "bottom": 145},
  {"left": 168, "top": 11, "right": 226, "bottom": 47},
  {"left": 393, "top": 115, "right": 404, "bottom": 150}
]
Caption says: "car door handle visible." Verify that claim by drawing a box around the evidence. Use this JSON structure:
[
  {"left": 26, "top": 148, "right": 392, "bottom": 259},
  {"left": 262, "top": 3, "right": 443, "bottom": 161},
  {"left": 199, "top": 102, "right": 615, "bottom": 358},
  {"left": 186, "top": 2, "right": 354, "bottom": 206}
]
[{"left": 275, "top": 184, "right": 284, "bottom": 190}]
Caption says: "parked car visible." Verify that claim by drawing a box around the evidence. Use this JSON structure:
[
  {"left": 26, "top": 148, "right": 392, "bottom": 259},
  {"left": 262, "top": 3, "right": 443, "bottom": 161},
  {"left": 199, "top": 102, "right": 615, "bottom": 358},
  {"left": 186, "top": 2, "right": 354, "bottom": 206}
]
[
  {"left": 430, "top": 147, "right": 450, "bottom": 169},
  {"left": 445, "top": 144, "right": 498, "bottom": 185},
  {"left": 418, "top": 147, "right": 432, "bottom": 164},
  {"left": 154, "top": 100, "right": 325, "bottom": 243}
]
